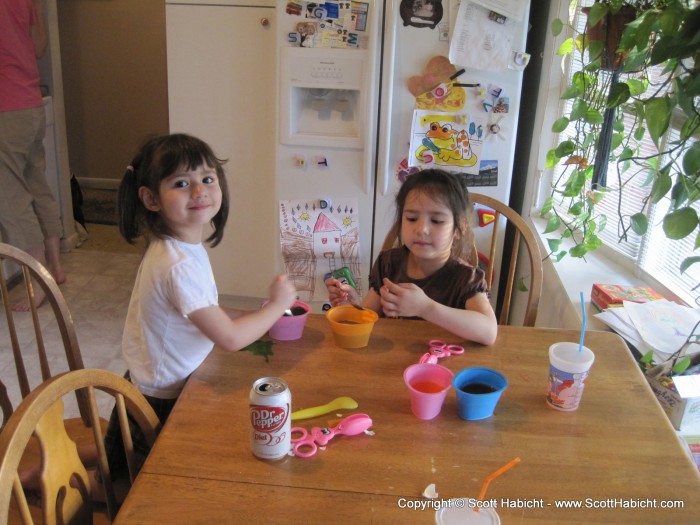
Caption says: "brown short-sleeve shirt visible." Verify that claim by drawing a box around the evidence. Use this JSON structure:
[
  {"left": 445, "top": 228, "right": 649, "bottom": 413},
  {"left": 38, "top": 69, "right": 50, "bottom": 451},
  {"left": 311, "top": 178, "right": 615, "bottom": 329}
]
[{"left": 368, "top": 247, "right": 489, "bottom": 318}]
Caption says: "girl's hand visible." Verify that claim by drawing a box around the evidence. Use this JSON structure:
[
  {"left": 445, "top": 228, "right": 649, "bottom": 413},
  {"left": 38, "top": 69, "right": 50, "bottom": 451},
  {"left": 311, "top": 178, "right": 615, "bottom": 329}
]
[
  {"left": 268, "top": 274, "right": 296, "bottom": 311},
  {"left": 325, "top": 278, "right": 360, "bottom": 307},
  {"left": 380, "top": 277, "right": 429, "bottom": 318}
]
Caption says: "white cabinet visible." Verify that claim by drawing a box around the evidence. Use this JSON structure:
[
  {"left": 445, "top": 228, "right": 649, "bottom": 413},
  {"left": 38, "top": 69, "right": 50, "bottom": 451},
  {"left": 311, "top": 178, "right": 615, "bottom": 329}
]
[{"left": 166, "top": 3, "right": 278, "bottom": 298}]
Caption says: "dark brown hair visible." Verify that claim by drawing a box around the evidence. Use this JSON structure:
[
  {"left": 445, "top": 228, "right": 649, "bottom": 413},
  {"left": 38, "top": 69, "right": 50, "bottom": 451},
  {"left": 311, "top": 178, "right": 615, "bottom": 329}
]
[
  {"left": 393, "top": 169, "right": 473, "bottom": 259},
  {"left": 117, "top": 134, "right": 229, "bottom": 247}
]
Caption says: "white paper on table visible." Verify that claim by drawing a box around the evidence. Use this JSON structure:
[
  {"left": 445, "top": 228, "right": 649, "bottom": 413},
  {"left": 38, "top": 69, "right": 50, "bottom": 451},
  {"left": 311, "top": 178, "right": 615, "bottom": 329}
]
[
  {"left": 594, "top": 310, "right": 640, "bottom": 343},
  {"left": 594, "top": 310, "right": 656, "bottom": 357},
  {"left": 672, "top": 374, "right": 700, "bottom": 399},
  {"left": 624, "top": 300, "right": 700, "bottom": 355},
  {"left": 449, "top": 1, "right": 515, "bottom": 71},
  {"left": 469, "top": 0, "right": 527, "bottom": 21}
]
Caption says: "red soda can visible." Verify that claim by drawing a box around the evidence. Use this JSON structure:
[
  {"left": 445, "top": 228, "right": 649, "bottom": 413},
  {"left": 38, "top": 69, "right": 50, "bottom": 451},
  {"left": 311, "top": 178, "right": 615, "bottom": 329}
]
[{"left": 250, "top": 377, "right": 291, "bottom": 460}]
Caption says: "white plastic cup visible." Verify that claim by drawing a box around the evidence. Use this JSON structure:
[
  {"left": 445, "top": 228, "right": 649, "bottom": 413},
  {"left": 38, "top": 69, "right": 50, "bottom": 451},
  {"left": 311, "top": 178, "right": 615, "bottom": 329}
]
[
  {"left": 546, "top": 342, "right": 595, "bottom": 411},
  {"left": 435, "top": 498, "right": 500, "bottom": 524}
]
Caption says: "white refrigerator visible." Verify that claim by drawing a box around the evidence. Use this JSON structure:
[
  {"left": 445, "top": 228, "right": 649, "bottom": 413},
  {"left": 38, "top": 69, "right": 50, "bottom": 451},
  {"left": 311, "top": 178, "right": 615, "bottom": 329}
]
[{"left": 166, "top": 0, "right": 530, "bottom": 311}]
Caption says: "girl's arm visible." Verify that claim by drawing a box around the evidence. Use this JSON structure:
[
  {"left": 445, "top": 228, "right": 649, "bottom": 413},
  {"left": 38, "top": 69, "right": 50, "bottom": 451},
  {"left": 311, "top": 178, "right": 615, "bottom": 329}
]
[
  {"left": 188, "top": 274, "right": 296, "bottom": 352},
  {"left": 362, "top": 287, "right": 383, "bottom": 314},
  {"left": 380, "top": 278, "right": 497, "bottom": 345}
]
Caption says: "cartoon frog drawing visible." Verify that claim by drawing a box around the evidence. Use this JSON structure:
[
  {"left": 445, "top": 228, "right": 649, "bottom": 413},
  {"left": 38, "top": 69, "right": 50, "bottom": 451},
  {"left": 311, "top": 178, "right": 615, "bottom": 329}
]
[{"left": 415, "top": 122, "right": 478, "bottom": 167}]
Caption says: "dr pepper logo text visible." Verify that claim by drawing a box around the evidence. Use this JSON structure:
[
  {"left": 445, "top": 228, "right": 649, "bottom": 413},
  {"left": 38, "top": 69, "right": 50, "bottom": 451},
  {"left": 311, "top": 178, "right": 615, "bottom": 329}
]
[{"left": 250, "top": 405, "right": 289, "bottom": 433}]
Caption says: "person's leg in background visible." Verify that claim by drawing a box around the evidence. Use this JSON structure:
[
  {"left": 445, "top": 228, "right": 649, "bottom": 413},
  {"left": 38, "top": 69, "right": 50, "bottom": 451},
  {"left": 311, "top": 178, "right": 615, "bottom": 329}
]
[
  {"left": 0, "top": 107, "right": 57, "bottom": 310},
  {"left": 25, "top": 107, "right": 65, "bottom": 284}
]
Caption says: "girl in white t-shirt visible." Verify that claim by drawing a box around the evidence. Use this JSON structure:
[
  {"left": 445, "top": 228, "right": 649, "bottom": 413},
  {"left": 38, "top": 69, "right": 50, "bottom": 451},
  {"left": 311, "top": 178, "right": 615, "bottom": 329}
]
[{"left": 105, "top": 133, "right": 296, "bottom": 480}]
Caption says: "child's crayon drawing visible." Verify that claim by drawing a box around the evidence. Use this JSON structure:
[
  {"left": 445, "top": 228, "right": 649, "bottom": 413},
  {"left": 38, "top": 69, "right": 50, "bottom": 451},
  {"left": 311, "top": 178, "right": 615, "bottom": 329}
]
[
  {"left": 409, "top": 110, "right": 485, "bottom": 175},
  {"left": 279, "top": 199, "right": 362, "bottom": 302}
]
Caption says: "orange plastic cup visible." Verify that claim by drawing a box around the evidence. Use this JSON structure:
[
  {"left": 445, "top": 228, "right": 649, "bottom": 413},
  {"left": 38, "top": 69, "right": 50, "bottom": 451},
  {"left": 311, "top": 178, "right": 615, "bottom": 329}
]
[{"left": 325, "top": 305, "right": 378, "bottom": 348}]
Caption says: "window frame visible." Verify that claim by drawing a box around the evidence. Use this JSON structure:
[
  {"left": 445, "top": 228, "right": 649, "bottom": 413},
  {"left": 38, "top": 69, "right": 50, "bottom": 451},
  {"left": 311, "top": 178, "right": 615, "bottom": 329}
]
[{"left": 533, "top": 0, "right": 698, "bottom": 307}]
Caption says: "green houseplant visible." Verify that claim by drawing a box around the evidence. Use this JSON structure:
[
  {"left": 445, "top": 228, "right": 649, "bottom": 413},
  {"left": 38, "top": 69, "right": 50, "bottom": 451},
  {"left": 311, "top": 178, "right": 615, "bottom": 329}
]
[{"left": 542, "top": 0, "right": 700, "bottom": 272}]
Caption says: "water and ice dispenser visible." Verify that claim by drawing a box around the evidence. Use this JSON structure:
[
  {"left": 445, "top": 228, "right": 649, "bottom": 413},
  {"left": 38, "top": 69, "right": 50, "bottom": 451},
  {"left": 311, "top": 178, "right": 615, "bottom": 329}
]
[{"left": 279, "top": 47, "right": 367, "bottom": 149}]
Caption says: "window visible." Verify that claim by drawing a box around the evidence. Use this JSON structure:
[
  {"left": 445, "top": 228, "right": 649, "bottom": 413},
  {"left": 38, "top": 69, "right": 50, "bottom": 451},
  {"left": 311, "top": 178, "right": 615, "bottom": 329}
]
[{"left": 549, "top": 0, "right": 699, "bottom": 306}]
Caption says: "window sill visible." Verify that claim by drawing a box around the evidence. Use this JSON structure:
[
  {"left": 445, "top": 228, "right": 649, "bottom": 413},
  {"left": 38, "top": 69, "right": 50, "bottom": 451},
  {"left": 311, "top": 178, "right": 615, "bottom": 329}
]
[{"left": 528, "top": 216, "right": 683, "bottom": 331}]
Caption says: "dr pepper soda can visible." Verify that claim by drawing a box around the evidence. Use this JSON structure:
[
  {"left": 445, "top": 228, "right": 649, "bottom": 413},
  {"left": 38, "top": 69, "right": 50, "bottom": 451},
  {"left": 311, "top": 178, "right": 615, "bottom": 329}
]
[{"left": 250, "top": 377, "right": 291, "bottom": 460}]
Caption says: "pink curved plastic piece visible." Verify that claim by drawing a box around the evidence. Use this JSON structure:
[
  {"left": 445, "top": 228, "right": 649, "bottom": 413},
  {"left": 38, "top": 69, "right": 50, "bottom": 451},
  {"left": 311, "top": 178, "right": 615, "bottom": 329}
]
[
  {"left": 291, "top": 413, "right": 373, "bottom": 458},
  {"left": 419, "top": 339, "right": 465, "bottom": 364}
]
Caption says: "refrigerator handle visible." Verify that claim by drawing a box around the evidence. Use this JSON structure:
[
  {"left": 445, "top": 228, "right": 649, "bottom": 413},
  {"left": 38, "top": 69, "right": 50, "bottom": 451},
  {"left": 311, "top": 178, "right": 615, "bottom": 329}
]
[{"left": 376, "top": 0, "right": 398, "bottom": 196}]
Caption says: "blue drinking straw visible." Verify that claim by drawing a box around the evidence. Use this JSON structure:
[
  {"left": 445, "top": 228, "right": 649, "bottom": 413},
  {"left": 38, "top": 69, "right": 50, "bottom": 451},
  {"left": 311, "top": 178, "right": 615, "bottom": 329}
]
[{"left": 579, "top": 291, "right": 587, "bottom": 352}]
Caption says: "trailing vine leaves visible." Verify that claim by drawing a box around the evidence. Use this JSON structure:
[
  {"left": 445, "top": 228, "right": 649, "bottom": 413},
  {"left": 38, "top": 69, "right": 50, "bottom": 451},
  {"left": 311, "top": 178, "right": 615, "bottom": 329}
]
[{"left": 544, "top": 1, "right": 700, "bottom": 276}]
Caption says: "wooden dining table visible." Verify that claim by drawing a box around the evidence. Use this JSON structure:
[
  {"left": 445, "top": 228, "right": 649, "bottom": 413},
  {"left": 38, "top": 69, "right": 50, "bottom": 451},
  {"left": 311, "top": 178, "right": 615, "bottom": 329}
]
[{"left": 114, "top": 315, "right": 700, "bottom": 524}]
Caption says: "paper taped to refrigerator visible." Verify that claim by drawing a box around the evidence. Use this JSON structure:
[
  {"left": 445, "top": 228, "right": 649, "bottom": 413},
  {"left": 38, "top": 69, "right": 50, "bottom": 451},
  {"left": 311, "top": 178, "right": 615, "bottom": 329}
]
[
  {"left": 409, "top": 110, "right": 485, "bottom": 174},
  {"left": 449, "top": 1, "right": 517, "bottom": 71},
  {"left": 279, "top": 199, "right": 362, "bottom": 302}
]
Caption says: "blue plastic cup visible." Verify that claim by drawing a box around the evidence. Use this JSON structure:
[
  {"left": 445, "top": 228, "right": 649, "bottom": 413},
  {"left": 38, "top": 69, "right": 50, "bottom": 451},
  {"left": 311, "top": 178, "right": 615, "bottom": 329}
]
[{"left": 453, "top": 367, "right": 508, "bottom": 420}]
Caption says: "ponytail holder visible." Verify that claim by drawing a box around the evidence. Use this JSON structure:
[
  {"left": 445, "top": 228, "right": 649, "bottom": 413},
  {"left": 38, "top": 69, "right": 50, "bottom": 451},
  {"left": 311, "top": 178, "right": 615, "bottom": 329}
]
[{"left": 126, "top": 165, "right": 134, "bottom": 173}]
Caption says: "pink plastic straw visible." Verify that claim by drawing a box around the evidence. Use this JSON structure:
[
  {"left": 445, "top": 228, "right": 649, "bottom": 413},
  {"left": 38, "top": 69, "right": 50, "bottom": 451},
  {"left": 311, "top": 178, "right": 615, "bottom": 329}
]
[{"left": 474, "top": 457, "right": 521, "bottom": 512}]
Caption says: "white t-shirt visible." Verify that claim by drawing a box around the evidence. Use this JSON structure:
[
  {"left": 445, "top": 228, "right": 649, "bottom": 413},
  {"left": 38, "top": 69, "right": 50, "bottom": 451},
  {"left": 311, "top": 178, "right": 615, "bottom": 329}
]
[{"left": 122, "top": 237, "right": 218, "bottom": 398}]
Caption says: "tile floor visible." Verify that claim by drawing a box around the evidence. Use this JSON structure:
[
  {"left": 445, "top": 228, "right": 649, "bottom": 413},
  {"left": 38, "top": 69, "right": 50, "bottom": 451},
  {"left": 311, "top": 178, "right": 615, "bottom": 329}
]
[{"left": 1, "top": 224, "right": 144, "bottom": 419}]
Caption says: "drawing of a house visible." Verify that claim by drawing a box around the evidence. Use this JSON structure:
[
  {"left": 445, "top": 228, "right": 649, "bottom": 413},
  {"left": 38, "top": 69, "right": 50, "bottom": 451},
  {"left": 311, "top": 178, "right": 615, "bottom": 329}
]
[
  {"left": 279, "top": 199, "right": 361, "bottom": 303},
  {"left": 314, "top": 213, "right": 342, "bottom": 269}
]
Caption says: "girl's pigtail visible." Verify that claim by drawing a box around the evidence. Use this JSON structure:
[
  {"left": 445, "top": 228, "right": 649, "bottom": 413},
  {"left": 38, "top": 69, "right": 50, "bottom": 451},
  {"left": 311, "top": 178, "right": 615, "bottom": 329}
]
[{"left": 117, "top": 162, "right": 142, "bottom": 244}]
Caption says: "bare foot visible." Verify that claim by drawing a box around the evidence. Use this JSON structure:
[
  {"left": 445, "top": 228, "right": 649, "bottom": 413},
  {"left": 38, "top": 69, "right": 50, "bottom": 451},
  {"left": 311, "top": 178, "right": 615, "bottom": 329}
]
[
  {"left": 11, "top": 285, "right": 47, "bottom": 312},
  {"left": 50, "top": 267, "right": 66, "bottom": 285},
  {"left": 44, "top": 236, "right": 66, "bottom": 284}
]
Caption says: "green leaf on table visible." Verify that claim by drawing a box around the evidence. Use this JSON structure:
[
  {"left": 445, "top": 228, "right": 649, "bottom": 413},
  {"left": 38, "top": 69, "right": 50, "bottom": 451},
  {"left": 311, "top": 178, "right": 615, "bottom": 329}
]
[{"left": 241, "top": 339, "right": 275, "bottom": 362}]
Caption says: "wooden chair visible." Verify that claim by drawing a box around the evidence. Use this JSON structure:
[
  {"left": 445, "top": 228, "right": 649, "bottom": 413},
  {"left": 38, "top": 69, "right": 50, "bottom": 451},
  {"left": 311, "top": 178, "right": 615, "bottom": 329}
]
[
  {"left": 379, "top": 194, "right": 543, "bottom": 326},
  {"left": 469, "top": 193, "right": 543, "bottom": 327},
  {"left": 0, "top": 369, "right": 161, "bottom": 524},
  {"left": 0, "top": 243, "right": 108, "bottom": 486}
]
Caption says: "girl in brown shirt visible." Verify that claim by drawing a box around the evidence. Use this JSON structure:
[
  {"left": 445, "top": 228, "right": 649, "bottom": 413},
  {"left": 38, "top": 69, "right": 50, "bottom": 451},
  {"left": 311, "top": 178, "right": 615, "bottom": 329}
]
[{"left": 326, "top": 169, "right": 497, "bottom": 345}]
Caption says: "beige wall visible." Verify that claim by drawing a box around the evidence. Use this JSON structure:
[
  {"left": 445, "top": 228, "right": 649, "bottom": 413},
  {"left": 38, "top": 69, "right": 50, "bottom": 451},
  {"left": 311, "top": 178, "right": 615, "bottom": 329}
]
[{"left": 57, "top": 0, "right": 169, "bottom": 184}]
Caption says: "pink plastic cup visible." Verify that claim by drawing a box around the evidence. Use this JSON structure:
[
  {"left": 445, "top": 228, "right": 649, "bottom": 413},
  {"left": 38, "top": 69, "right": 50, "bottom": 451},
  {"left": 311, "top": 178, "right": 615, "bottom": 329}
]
[
  {"left": 268, "top": 300, "right": 310, "bottom": 341},
  {"left": 403, "top": 363, "right": 454, "bottom": 420}
]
